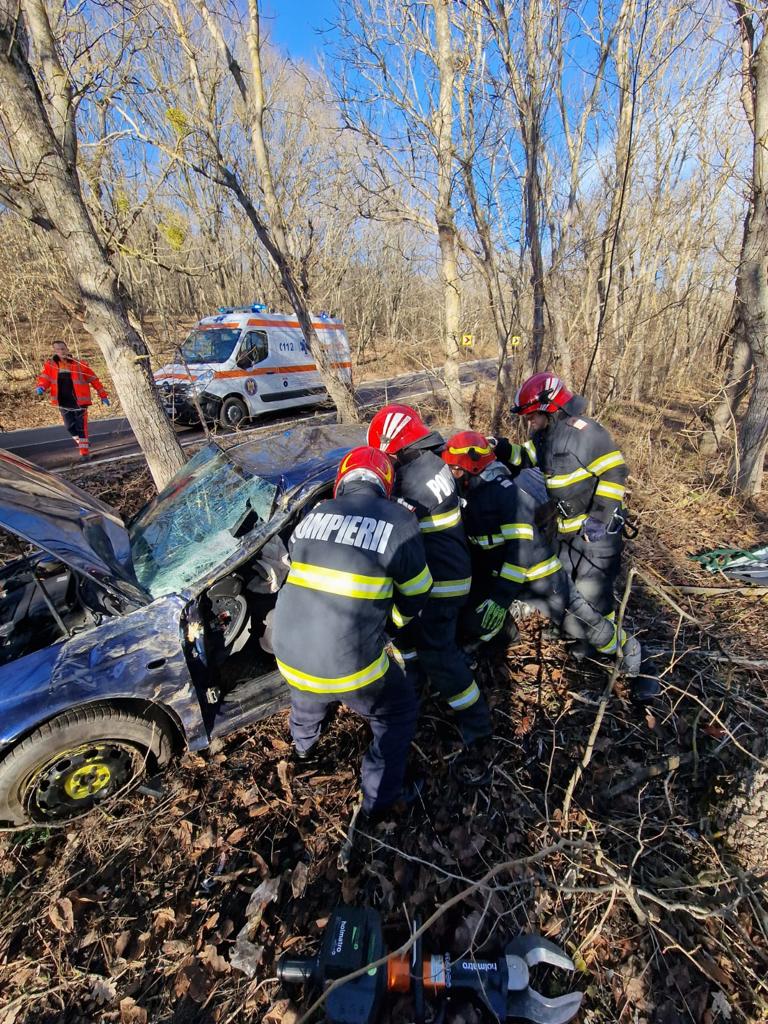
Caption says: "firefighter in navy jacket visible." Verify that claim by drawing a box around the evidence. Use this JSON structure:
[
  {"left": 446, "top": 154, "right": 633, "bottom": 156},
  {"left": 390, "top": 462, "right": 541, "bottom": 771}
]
[
  {"left": 367, "top": 405, "right": 492, "bottom": 746},
  {"left": 272, "top": 445, "right": 432, "bottom": 819},
  {"left": 442, "top": 431, "right": 657, "bottom": 700},
  {"left": 511, "top": 373, "right": 660, "bottom": 699}
]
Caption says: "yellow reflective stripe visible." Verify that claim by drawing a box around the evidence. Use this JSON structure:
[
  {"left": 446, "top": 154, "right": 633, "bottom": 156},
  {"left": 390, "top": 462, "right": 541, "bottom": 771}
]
[
  {"left": 557, "top": 513, "right": 588, "bottom": 534},
  {"left": 448, "top": 681, "right": 481, "bottom": 710},
  {"left": 546, "top": 467, "right": 592, "bottom": 489},
  {"left": 396, "top": 564, "right": 433, "bottom": 597},
  {"left": 499, "top": 563, "right": 527, "bottom": 583},
  {"left": 597, "top": 623, "right": 627, "bottom": 654},
  {"left": 523, "top": 440, "right": 537, "bottom": 464},
  {"left": 595, "top": 481, "right": 626, "bottom": 500},
  {"left": 469, "top": 534, "right": 506, "bottom": 548},
  {"left": 277, "top": 650, "right": 389, "bottom": 693},
  {"left": 587, "top": 450, "right": 625, "bottom": 476},
  {"left": 448, "top": 442, "right": 492, "bottom": 455},
  {"left": 508, "top": 443, "right": 523, "bottom": 466},
  {"left": 419, "top": 507, "right": 462, "bottom": 532},
  {"left": 431, "top": 577, "right": 472, "bottom": 598},
  {"left": 391, "top": 604, "right": 413, "bottom": 628},
  {"left": 526, "top": 556, "right": 561, "bottom": 580},
  {"left": 501, "top": 522, "right": 534, "bottom": 541},
  {"left": 287, "top": 562, "right": 392, "bottom": 600}
]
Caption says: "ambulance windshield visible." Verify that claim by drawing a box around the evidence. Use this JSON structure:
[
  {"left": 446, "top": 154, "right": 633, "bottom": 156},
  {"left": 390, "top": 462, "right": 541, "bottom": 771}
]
[
  {"left": 180, "top": 328, "right": 241, "bottom": 364},
  {"left": 129, "top": 445, "right": 277, "bottom": 597}
]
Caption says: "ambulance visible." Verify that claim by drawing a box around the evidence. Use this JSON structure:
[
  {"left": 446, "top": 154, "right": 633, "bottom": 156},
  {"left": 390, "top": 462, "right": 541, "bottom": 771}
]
[{"left": 153, "top": 305, "right": 352, "bottom": 428}]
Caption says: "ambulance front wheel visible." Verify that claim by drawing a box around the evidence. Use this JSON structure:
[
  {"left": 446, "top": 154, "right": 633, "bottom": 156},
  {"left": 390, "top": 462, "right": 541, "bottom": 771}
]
[{"left": 220, "top": 396, "right": 249, "bottom": 429}]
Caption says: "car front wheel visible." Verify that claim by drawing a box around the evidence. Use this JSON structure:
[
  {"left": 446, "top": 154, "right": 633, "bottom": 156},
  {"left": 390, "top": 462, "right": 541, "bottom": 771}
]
[
  {"left": 219, "top": 396, "right": 248, "bottom": 429},
  {"left": 0, "top": 705, "right": 173, "bottom": 827}
]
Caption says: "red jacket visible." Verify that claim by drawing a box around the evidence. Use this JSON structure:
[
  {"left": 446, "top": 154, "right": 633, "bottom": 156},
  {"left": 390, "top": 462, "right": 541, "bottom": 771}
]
[{"left": 36, "top": 357, "right": 108, "bottom": 408}]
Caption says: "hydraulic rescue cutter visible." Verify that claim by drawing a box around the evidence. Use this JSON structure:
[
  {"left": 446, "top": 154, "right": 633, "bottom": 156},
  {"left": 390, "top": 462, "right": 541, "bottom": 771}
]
[{"left": 277, "top": 905, "right": 584, "bottom": 1024}]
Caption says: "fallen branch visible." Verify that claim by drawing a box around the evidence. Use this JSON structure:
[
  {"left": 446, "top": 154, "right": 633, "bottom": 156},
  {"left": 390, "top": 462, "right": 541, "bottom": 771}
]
[
  {"left": 561, "top": 568, "right": 636, "bottom": 823},
  {"left": 606, "top": 753, "right": 694, "bottom": 797}
]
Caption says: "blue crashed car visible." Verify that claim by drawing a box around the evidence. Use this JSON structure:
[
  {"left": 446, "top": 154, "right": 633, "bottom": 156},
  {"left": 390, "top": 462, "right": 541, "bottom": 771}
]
[{"left": 0, "top": 424, "right": 365, "bottom": 826}]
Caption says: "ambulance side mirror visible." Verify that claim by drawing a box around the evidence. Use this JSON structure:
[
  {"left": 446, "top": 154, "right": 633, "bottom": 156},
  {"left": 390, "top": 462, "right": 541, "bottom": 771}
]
[{"left": 236, "top": 354, "right": 253, "bottom": 369}]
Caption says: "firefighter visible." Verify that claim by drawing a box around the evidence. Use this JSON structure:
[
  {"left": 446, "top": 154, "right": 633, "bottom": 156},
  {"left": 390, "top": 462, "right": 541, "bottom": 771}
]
[
  {"left": 510, "top": 373, "right": 660, "bottom": 699},
  {"left": 35, "top": 341, "right": 110, "bottom": 458},
  {"left": 442, "top": 431, "right": 657, "bottom": 701},
  {"left": 271, "top": 445, "right": 432, "bottom": 836},
  {"left": 367, "top": 405, "right": 492, "bottom": 757}
]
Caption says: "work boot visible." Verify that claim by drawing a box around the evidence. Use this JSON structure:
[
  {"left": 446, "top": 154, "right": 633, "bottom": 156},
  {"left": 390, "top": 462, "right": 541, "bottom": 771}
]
[
  {"left": 292, "top": 744, "right": 322, "bottom": 769},
  {"left": 629, "top": 658, "right": 662, "bottom": 703}
]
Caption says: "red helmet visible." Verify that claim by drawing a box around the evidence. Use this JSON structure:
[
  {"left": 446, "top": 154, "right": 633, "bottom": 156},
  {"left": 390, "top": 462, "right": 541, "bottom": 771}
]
[
  {"left": 334, "top": 445, "right": 395, "bottom": 498},
  {"left": 441, "top": 431, "right": 496, "bottom": 475},
  {"left": 512, "top": 372, "right": 573, "bottom": 416},
  {"left": 367, "top": 404, "right": 431, "bottom": 455}
]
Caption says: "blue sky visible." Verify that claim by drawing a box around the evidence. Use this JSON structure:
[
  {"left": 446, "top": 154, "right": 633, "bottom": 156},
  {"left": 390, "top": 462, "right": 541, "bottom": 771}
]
[{"left": 262, "top": 0, "right": 336, "bottom": 62}]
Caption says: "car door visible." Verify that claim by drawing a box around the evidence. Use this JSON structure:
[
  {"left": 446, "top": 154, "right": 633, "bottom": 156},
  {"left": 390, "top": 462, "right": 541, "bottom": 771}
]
[{"left": 236, "top": 330, "right": 269, "bottom": 414}]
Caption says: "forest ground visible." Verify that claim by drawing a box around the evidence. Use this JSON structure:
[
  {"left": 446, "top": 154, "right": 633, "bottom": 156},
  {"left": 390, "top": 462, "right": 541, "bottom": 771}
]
[{"left": 0, "top": 382, "right": 767, "bottom": 1024}]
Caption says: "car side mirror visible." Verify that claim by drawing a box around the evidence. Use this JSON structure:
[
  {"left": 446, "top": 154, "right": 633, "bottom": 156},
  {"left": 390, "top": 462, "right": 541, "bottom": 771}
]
[{"left": 236, "top": 354, "right": 252, "bottom": 369}]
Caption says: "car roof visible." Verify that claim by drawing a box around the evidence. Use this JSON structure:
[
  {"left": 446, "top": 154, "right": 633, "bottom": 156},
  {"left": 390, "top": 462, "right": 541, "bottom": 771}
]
[{"left": 223, "top": 423, "right": 367, "bottom": 502}]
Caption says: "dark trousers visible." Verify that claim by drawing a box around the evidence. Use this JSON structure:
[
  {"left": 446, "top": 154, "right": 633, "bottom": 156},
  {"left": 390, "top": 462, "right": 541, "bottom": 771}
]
[
  {"left": 558, "top": 532, "right": 623, "bottom": 616},
  {"left": 60, "top": 407, "right": 89, "bottom": 455},
  {"left": 289, "top": 662, "right": 418, "bottom": 813},
  {"left": 397, "top": 599, "right": 491, "bottom": 744}
]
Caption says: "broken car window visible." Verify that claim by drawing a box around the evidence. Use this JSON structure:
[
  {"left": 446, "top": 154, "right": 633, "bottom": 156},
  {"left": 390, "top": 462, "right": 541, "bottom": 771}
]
[{"left": 129, "top": 446, "right": 277, "bottom": 598}]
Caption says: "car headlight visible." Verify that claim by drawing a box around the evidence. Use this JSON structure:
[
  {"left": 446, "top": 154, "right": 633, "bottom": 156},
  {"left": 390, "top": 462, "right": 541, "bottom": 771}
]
[{"left": 190, "top": 370, "right": 215, "bottom": 393}]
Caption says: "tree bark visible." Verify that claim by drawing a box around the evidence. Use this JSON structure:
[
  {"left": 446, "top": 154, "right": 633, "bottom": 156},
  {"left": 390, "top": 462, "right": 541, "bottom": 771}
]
[
  {"left": 729, "top": 5, "right": 768, "bottom": 495},
  {"left": 0, "top": 1, "right": 185, "bottom": 490},
  {"left": 432, "top": 0, "right": 467, "bottom": 428}
]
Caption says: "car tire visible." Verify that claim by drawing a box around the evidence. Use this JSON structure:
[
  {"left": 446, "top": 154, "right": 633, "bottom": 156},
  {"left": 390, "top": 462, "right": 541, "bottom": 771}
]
[
  {"left": 0, "top": 704, "right": 173, "bottom": 827},
  {"left": 219, "top": 396, "right": 248, "bottom": 429}
]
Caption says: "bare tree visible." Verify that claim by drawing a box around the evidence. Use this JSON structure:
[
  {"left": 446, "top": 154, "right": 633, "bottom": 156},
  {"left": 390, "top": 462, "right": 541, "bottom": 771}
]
[
  {"left": 124, "top": 0, "right": 359, "bottom": 422},
  {"left": 333, "top": 0, "right": 470, "bottom": 426},
  {"left": 705, "top": 3, "right": 768, "bottom": 495},
  {"left": 0, "top": 0, "right": 185, "bottom": 488}
]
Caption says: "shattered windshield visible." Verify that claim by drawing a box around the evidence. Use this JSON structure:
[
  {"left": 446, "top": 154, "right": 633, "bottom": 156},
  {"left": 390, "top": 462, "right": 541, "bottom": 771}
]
[
  {"left": 129, "top": 446, "right": 277, "bottom": 597},
  {"left": 179, "top": 328, "right": 240, "bottom": 365}
]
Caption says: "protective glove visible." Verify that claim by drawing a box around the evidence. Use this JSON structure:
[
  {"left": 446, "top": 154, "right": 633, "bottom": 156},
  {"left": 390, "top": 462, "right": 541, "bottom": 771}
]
[
  {"left": 35, "top": 386, "right": 45, "bottom": 397},
  {"left": 101, "top": 397, "right": 110, "bottom": 406},
  {"left": 489, "top": 436, "right": 512, "bottom": 464},
  {"left": 476, "top": 598, "right": 507, "bottom": 636},
  {"left": 583, "top": 516, "right": 607, "bottom": 542}
]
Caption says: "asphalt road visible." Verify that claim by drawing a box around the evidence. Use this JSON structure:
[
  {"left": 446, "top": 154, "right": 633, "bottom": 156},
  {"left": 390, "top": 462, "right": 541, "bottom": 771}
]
[{"left": 2, "top": 359, "right": 496, "bottom": 470}]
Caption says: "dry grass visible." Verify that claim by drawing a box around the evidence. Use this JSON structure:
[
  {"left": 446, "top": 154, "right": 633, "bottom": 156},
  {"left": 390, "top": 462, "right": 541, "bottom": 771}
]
[{"left": 1, "top": 386, "right": 767, "bottom": 1024}]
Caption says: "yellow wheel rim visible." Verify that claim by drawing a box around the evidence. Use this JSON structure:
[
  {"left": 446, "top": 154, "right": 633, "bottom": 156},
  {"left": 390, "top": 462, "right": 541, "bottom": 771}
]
[{"left": 63, "top": 760, "right": 112, "bottom": 800}]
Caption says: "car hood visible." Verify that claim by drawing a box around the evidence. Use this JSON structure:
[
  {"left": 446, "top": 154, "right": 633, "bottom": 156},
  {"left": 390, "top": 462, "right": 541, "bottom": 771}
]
[{"left": 0, "top": 449, "right": 147, "bottom": 605}]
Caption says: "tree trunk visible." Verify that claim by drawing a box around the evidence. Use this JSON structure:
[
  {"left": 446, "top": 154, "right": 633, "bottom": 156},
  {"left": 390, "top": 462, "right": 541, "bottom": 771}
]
[
  {"left": 432, "top": 0, "right": 467, "bottom": 428},
  {"left": 730, "top": 15, "right": 768, "bottom": 495},
  {"left": 525, "top": 134, "right": 546, "bottom": 371},
  {"left": 702, "top": 314, "right": 753, "bottom": 454},
  {"left": 0, "top": 3, "right": 185, "bottom": 490}
]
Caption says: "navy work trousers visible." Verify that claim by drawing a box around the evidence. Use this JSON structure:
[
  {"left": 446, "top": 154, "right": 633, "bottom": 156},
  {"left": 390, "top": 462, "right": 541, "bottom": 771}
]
[
  {"left": 289, "top": 661, "right": 418, "bottom": 813},
  {"left": 397, "top": 599, "right": 491, "bottom": 744}
]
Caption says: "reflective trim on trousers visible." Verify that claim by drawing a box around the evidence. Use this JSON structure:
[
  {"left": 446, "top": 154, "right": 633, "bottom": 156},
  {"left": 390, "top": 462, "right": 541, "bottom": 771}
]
[{"left": 448, "top": 681, "right": 481, "bottom": 710}]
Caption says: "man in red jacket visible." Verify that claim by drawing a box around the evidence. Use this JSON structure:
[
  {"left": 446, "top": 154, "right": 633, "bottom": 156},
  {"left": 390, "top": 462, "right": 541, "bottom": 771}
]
[{"left": 35, "top": 341, "right": 110, "bottom": 457}]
